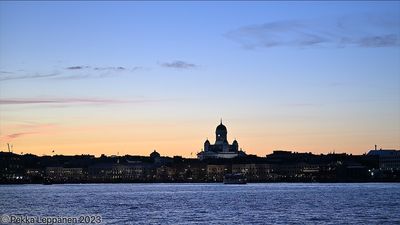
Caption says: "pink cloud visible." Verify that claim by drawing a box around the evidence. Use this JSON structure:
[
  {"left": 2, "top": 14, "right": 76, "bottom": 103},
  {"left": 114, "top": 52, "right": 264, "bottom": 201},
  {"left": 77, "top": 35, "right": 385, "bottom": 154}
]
[
  {"left": 1, "top": 123, "right": 59, "bottom": 142},
  {"left": 0, "top": 132, "right": 36, "bottom": 142},
  {"left": 0, "top": 97, "right": 167, "bottom": 106}
]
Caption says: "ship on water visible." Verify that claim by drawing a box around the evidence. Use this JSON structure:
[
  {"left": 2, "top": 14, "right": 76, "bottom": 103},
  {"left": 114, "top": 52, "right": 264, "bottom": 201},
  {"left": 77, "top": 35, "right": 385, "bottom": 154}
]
[{"left": 223, "top": 173, "right": 247, "bottom": 184}]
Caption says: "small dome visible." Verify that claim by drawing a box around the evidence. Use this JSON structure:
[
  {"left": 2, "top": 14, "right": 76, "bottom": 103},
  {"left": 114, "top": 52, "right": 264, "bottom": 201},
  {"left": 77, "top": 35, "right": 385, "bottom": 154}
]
[
  {"left": 204, "top": 139, "right": 210, "bottom": 144},
  {"left": 233, "top": 140, "right": 238, "bottom": 145},
  {"left": 150, "top": 150, "right": 160, "bottom": 158}
]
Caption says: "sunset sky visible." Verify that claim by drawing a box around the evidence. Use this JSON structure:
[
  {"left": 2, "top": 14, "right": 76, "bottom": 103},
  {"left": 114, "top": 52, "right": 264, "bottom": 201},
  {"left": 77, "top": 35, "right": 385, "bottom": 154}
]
[{"left": 0, "top": 1, "right": 399, "bottom": 157}]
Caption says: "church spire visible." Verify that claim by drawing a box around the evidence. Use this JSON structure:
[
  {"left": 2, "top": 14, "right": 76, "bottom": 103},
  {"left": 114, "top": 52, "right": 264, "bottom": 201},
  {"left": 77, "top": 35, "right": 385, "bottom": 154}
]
[{"left": 220, "top": 118, "right": 222, "bottom": 125}]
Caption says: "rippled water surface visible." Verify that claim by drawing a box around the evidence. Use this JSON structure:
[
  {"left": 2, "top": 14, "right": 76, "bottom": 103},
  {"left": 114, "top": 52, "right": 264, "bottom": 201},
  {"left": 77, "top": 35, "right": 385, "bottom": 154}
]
[{"left": 1, "top": 183, "right": 399, "bottom": 224}]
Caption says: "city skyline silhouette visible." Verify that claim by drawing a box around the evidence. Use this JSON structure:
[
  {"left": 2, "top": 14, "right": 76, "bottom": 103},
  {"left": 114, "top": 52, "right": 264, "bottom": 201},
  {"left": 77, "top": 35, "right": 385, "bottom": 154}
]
[{"left": 0, "top": 1, "right": 399, "bottom": 157}]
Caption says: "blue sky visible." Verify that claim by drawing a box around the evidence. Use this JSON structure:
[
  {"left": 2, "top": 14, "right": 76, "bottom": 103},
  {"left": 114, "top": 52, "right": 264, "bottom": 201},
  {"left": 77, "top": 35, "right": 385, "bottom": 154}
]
[{"left": 0, "top": 1, "right": 399, "bottom": 156}]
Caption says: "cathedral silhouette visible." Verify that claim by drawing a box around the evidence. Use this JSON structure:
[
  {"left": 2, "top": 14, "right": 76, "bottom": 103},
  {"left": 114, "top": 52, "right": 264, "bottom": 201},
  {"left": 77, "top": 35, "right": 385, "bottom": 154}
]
[{"left": 197, "top": 120, "right": 246, "bottom": 160}]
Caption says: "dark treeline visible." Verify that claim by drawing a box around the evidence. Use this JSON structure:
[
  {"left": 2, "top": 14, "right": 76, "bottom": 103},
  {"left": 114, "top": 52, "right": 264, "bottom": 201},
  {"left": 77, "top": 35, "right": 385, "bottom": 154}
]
[{"left": 1, "top": 150, "right": 399, "bottom": 184}]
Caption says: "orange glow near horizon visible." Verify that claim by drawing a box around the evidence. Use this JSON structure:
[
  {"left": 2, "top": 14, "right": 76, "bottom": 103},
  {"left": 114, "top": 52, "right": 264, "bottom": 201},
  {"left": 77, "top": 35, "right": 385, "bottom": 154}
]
[{"left": 1, "top": 119, "right": 398, "bottom": 157}]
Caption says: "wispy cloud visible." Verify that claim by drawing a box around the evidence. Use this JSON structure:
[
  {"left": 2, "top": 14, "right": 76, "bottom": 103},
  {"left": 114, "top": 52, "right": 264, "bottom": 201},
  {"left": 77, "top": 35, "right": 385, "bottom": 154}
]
[
  {"left": 0, "top": 123, "right": 59, "bottom": 142},
  {"left": 1, "top": 65, "right": 142, "bottom": 81},
  {"left": 358, "top": 34, "right": 398, "bottom": 47},
  {"left": 1, "top": 98, "right": 127, "bottom": 105},
  {"left": 161, "top": 60, "right": 198, "bottom": 69},
  {"left": 225, "top": 13, "right": 400, "bottom": 49},
  {"left": 65, "top": 66, "right": 90, "bottom": 70},
  {"left": 0, "top": 70, "right": 14, "bottom": 74},
  {"left": 0, "top": 72, "right": 61, "bottom": 81},
  {"left": 65, "top": 65, "right": 135, "bottom": 72},
  {"left": 93, "top": 66, "right": 126, "bottom": 71},
  {"left": 3, "top": 132, "right": 35, "bottom": 140},
  {"left": 54, "top": 73, "right": 118, "bottom": 80},
  {"left": 0, "top": 97, "right": 169, "bottom": 106},
  {"left": 60, "top": 65, "right": 142, "bottom": 79}
]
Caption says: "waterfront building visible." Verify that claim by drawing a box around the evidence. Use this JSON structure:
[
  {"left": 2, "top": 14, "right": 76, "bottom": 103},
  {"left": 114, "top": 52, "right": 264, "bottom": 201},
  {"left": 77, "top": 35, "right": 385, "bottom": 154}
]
[
  {"left": 232, "top": 163, "right": 273, "bottom": 181},
  {"left": 197, "top": 121, "right": 246, "bottom": 160},
  {"left": 88, "top": 162, "right": 154, "bottom": 182},
  {"left": 368, "top": 149, "right": 400, "bottom": 171},
  {"left": 45, "top": 167, "right": 85, "bottom": 182},
  {"left": 206, "top": 164, "right": 230, "bottom": 181},
  {"left": 25, "top": 168, "right": 42, "bottom": 176}
]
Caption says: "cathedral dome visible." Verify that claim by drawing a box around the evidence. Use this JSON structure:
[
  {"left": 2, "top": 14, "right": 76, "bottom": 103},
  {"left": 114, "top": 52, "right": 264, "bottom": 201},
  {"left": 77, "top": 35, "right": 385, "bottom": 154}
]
[
  {"left": 216, "top": 123, "right": 227, "bottom": 133},
  {"left": 215, "top": 120, "right": 228, "bottom": 143},
  {"left": 150, "top": 150, "right": 160, "bottom": 158}
]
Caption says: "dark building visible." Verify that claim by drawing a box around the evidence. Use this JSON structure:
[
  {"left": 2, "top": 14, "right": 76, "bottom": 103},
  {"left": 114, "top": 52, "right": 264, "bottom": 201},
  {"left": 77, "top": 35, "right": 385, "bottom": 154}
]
[
  {"left": 368, "top": 149, "right": 400, "bottom": 171},
  {"left": 197, "top": 121, "right": 246, "bottom": 160}
]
